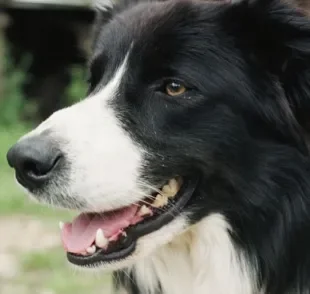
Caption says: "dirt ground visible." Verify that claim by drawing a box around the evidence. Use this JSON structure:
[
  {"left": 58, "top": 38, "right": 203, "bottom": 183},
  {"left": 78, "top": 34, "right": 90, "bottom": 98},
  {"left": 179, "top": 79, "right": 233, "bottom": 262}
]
[
  {"left": 0, "top": 215, "right": 112, "bottom": 294},
  {"left": 0, "top": 216, "right": 57, "bottom": 293}
]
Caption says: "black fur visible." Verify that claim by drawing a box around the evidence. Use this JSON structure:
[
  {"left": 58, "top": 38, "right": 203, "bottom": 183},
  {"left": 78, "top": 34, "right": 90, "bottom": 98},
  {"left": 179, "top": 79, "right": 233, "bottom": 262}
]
[{"left": 90, "top": 0, "right": 310, "bottom": 292}]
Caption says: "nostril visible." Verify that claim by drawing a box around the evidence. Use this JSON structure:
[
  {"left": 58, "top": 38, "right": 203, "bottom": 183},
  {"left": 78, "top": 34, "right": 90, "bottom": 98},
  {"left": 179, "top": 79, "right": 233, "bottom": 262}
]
[
  {"left": 23, "top": 160, "right": 41, "bottom": 177},
  {"left": 23, "top": 159, "right": 47, "bottom": 178},
  {"left": 23, "top": 154, "right": 62, "bottom": 178}
]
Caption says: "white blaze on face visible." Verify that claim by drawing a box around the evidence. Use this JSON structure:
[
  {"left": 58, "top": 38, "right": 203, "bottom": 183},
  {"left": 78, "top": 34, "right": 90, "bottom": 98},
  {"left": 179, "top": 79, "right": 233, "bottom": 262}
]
[{"left": 22, "top": 53, "right": 146, "bottom": 212}]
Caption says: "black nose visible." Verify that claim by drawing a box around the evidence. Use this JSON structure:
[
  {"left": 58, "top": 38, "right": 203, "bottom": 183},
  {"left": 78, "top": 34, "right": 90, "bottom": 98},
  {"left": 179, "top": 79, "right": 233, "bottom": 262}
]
[{"left": 7, "top": 136, "right": 62, "bottom": 189}]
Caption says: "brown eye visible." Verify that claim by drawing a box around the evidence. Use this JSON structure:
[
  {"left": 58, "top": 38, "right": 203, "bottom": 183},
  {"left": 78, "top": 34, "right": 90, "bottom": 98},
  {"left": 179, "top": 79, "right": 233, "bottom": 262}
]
[{"left": 165, "top": 81, "right": 186, "bottom": 96}]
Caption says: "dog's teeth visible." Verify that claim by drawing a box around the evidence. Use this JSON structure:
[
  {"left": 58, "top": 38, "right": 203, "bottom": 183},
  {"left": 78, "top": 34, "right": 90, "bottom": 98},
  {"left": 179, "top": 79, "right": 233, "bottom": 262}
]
[
  {"left": 86, "top": 245, "right": 96, "bottom": 254},
  {"left": 162, "top": 184, "right": 173, "bottom": 195},
  {"left": 161, "top": 177, "right": 183, "bottom": 199},
  {"left": 169, "top": 178, "right": 179, "bottom": 191},
  {"left": 95, "top": 229, "right": 108, "bottom": 248},
  {"left": 153, "top": 194, "right": 168, "bottom": 208},
  {"left": 59, "top": 222, "right": 64, "bottom": 230},
  {"left": 162, "top": 179, "right": 179, "bottom": 198},
  {"left": 138, "top": 205, "right": 152, "bottom": 216}
]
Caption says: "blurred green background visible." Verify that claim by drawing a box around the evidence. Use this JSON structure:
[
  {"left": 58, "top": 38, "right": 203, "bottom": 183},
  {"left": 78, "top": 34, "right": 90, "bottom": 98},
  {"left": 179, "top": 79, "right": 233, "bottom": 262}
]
[{"left": 0, "top": 5, "right": 112, "bottom": 294}]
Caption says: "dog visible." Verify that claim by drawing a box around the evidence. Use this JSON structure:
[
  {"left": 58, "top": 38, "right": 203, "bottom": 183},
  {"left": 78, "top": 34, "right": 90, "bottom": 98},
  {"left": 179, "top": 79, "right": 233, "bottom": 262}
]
[{"left": 6, "top": 0, "right": 310, "bottom": 293}]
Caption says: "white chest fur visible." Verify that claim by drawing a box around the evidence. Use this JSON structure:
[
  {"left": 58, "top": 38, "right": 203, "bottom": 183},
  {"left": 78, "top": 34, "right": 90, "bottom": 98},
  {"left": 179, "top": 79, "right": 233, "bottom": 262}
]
[{"left": 128, "top": 214, "right": 256, "bottom": 294}]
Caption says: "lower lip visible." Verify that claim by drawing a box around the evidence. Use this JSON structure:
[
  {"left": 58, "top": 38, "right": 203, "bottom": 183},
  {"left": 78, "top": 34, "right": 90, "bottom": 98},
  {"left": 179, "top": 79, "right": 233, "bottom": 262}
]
[{"left": 67, "top": 176, "right": 199, "bottom": 267}]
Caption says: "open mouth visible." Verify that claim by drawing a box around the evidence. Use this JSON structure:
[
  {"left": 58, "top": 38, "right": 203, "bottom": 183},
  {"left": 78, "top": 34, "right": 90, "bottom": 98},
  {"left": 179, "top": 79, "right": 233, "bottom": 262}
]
[{"left": 60, "top": 176, "right": 198, "bottom": 267}]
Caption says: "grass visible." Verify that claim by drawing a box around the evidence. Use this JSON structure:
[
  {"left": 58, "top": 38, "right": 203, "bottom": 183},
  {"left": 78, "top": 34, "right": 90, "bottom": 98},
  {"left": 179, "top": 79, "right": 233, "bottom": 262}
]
[
  {"left": 0, "top": 125, "right": 74, "bottom": 218},
  {"left": 19, "top": 250, "right": 111, "bottom": 294},
  {"left": 0, "top": 125, "right": 112, "bottom": 294}
]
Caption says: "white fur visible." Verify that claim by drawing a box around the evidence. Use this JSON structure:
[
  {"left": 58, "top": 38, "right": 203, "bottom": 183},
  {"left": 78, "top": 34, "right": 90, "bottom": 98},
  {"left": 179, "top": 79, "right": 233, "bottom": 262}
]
[
  {"left": 21, "top": 53, "right": 147, "bottom": 212},
  {"left": 129, "top": 214, "right": 257, "bottom": 294}
]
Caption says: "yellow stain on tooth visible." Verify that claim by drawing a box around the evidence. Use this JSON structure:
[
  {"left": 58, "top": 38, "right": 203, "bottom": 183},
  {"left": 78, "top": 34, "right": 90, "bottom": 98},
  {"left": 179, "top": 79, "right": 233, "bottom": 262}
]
[
  {"left": 162, "top": 184, "right": 174, "bottom": 196},
  {"left": 162, "top": 178, "right": 181, "bottom": 198},
  {"left": 153, "top": 177, "right": 183, "bottom": 207},
  {"left": 153, "top": 194, "right": 168, "bottom": 208}
]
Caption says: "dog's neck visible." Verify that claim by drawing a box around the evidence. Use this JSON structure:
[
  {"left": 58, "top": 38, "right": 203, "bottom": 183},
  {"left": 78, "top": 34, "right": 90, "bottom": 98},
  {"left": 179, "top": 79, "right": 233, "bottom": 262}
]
[
  {"left": 114, "top": 146, "right": 310, "bottom": 294},
  {"left": 114, "top": 214, "right": 256, "bottom": 294}
]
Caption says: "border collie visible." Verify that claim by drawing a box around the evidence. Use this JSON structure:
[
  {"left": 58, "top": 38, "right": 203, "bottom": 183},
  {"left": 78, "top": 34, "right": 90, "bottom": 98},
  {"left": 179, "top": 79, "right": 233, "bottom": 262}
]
[{"left": 6, "top": 0, "right": 310, "bottom": 293}]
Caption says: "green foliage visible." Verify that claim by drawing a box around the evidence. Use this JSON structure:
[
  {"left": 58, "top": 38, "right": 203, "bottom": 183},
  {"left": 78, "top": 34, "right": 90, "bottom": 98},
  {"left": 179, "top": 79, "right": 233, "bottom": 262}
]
[
  {"left": 65, "top": 65, "right": 88, "bottom": 106},
  {"left": 1, "top": 39, "right": 88, "bottom": 127},
  {"left": 1, "top": 46, "right": 33, "bottom": 127}
]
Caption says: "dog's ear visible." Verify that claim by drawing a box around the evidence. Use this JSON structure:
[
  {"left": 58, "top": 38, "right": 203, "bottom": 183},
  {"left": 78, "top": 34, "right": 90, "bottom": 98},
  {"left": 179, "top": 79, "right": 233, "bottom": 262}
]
[
  {"left": 224, "top": 0, "right": 310, "bottom": 75},
  {"left": 225, "top": 0, "right": 310, "bottom": 141}
]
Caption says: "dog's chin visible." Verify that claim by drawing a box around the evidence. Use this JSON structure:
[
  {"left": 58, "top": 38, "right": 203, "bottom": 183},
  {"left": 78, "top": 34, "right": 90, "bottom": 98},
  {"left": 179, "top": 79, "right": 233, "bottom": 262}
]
[{"left": 52, "top": 176, "right": 199, "bottom": 270}]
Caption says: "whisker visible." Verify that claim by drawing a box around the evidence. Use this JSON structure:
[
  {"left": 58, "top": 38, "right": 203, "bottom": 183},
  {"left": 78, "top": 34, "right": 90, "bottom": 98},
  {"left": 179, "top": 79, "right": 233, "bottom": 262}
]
[
  {"left": 137, "top": 181, "right": 163, "bottom": 195},
  {"left": 135, "top": 182, "right": 183, "bottom": 216},
  {"left": 122, "top": 270, "right": 137, "bottom": 288},
  {"left": 135, "top": 191, "right": 157, "bottom": 200}
]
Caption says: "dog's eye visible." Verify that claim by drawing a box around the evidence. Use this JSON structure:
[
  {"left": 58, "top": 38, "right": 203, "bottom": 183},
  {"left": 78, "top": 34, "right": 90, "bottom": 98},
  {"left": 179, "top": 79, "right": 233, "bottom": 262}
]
[{"left": 165, "top": 81, "right": 186, "bottom": 97}]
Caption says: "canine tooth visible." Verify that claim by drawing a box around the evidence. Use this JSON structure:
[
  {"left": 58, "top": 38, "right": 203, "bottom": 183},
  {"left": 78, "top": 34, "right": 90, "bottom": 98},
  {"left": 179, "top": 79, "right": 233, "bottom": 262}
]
[
  {"left": 153, "top": 194, "right": 168, "bottom": 208},
  {"left": 59, "top": 222, "right": 64, "bottom": 230},
  {"left": 138, "top": 205, "right": 152, "bottom": 216},
  {"left": 86, "top": 245, "right": 96, "bottom": 254},
  {"left": 95, "top": 229, "right": 108, "bottom": 248}
]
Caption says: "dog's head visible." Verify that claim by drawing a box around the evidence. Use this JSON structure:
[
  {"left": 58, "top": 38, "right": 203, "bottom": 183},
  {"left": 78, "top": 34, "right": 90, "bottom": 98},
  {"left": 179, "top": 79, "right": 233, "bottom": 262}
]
[{"left": 6, "top": 0, "right": 310, "bottom": 269}]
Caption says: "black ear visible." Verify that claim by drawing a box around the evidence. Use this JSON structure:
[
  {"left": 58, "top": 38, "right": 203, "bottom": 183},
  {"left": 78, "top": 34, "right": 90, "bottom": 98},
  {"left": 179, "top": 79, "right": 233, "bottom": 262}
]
[
  {"left": 227, "top": 0, "right": 310, "bottom": 138},
  {"left": 225, "top": 0, "right": 310, "bottom": 74}
]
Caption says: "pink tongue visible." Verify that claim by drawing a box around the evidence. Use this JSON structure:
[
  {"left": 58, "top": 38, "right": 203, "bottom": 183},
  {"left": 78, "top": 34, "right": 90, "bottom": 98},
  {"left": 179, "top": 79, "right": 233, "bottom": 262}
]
[{"left": 61, "top": 205, "right": 139, "bottom": 253}]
